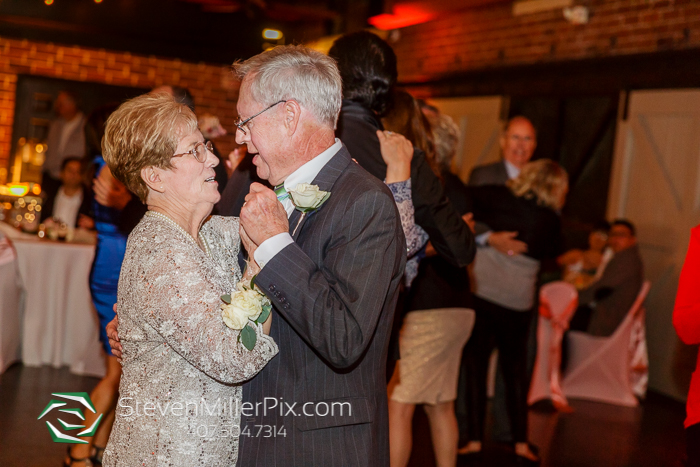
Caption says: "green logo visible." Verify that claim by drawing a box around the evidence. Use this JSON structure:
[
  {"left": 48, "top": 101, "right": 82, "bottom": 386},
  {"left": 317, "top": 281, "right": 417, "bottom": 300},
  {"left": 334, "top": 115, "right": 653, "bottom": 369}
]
[{"left": 37, "top": 392, "right": 103, "bottom": 444}]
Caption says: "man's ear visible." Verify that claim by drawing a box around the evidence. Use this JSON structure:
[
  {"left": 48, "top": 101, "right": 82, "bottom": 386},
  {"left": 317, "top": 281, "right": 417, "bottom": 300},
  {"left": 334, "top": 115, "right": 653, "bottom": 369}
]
[
  {"left": 283, "top": 100, "right": 302, "bottom": 135},
  {"left": 141, "top": 166, "right": 164, "bottom": 194}
]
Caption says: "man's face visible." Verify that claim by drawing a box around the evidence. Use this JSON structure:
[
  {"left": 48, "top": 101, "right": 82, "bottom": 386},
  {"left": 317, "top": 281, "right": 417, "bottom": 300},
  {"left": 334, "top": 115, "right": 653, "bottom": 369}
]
[
  {"left": 60, "top": 160, "right": 82, "bottom": 189},
  {"left": 235, "top": 80, "right": 290, "bottom": 186},
  {"left": 500, "top": 118, "right": 536, "bottom": 169},
  {"left": 608, "top": 224, "right": 637, "bottom": 253},
  {"left": 55, "top": 92, "right": 77, "bottom": 120}
]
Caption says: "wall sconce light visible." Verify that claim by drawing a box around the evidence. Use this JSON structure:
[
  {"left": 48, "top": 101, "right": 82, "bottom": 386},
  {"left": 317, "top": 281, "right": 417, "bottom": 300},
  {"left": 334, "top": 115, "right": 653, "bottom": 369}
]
[
  {"left": 563, "top": 5, "right": 589, "bottom": 24},
  {"left": 263, "top": 29, "right": 283, "bottom": 40}
]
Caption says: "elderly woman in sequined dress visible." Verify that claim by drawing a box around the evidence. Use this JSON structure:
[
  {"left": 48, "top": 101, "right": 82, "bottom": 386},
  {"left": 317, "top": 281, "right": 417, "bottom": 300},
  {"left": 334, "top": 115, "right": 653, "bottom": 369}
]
[{"left": 97, "top": 93, "right": 277, "bottom": 467}]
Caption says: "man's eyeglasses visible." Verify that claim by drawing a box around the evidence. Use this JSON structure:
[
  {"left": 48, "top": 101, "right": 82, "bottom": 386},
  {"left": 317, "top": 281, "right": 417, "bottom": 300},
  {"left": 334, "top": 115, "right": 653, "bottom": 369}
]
[
  {"left": 235, "top": 100, "right": 287, "bottom": 135},
  {"left": 173, "top": 141, "right": 213, "bottom": 163}
]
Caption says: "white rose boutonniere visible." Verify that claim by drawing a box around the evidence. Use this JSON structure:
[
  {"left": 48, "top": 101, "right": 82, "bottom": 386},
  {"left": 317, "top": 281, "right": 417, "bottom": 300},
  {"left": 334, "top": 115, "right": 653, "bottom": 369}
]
[
  {"left": 221, "top": 277, "right": 271, "bottom": 350},
  {"left": 288, "top": 183, "right": 331, "bottom": 235},
  {"left": 288, "top": 183, "right": 331, "bottom": 213}
]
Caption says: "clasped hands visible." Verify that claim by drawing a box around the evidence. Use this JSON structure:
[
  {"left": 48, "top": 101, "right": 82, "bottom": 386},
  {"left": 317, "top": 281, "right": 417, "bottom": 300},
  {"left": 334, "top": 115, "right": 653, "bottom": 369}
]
[{"left": 239, "top": 182, "right": 289, "bottom": 271}]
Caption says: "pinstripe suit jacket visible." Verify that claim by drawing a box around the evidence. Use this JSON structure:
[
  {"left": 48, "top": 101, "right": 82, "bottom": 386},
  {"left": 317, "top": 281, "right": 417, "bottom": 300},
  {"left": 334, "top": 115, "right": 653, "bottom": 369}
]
[{"left": 239, "top": 145, "right": 406, "bottom": 466}]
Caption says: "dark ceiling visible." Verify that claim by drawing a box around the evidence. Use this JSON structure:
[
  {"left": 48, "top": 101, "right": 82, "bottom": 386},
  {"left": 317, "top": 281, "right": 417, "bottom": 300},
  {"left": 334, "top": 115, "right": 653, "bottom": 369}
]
[{"left": 0, "top": 0, "right": 375, "bottom": 64}]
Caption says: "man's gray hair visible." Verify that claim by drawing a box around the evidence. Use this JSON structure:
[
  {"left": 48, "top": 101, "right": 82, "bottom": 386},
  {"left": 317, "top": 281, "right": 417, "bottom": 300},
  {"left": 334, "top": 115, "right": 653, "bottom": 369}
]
[{"left": 233, "top": 45, "right": 342, "bottom": 129}]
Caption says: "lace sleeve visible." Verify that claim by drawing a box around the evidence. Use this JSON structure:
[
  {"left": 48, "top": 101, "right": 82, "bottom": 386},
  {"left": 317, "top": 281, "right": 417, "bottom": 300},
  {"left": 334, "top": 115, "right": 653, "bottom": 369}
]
[
  {"left": 387, "top": 178, "right": 429, "bottom": 259},
  {"left": 131, "top": 227, "right": 278, "bottom": 385}
]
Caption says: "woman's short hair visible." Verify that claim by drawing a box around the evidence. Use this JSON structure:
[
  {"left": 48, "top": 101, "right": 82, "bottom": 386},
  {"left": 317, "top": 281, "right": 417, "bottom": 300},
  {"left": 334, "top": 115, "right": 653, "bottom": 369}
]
[
  {"left": 328, "top": 31, "right": 398, "bottom": 117},
  {"left": 232, "top": 45, "right": 342, "bottom": 129},
  {"left": 507, "top": 159, "right": 568, "bottom": 211},
  {"left": 102, "top": 93, "right": 197, "bottom": 203}
]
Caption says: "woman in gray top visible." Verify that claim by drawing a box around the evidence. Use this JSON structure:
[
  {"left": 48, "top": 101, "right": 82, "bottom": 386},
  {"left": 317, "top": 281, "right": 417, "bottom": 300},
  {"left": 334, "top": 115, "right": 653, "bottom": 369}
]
[{"left": 97, "top": 93, "right": 278, "bottom": 467}]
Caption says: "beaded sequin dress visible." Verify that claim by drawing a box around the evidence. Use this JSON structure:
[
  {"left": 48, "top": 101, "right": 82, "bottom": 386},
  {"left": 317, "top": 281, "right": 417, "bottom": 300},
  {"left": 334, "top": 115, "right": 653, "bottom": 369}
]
[{"left": 103, "top": 214, "right": 278, "bottom": 467}]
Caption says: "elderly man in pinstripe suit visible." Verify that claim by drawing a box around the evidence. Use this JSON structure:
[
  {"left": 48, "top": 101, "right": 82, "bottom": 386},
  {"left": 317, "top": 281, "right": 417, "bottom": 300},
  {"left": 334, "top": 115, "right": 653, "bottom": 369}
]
[{"left": 235, "top": 45, "right": 405, "bottom": 466}]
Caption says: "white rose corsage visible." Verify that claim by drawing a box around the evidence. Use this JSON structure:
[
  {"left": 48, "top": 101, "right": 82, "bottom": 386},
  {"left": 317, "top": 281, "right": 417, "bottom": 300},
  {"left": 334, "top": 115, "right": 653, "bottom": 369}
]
[
  {"left": 221, "top": 276, "right": 271, "bottom": 350},
  {"left": 288, "top": 183, "right": 330, "bottom": 235}
]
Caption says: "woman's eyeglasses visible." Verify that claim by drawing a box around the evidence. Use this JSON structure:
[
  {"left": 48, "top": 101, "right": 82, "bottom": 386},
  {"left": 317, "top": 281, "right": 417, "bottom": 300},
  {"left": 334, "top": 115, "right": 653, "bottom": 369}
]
[{"left": 173, "top": 141, "right": 214, "bottom": 163}]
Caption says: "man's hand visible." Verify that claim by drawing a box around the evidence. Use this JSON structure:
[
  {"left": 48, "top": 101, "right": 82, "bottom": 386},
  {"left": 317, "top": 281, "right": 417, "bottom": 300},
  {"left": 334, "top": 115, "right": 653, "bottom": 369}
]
[
  {"left": 106, "top": 304, "right": 122, "bottom": 360},
  {"left": 77, "top": 214, "right": 95, "bottom": 230},
  {"left": 377, "top": 130, "right": 413, "bottom": 183},
  {"left": 240, "top": 183, "right": 289, "bottom": 246},
  {"left": 488, "top": 231, "right": 528, "bottom": 256},
  {"left": 93, "top": 167, "right": 132, "bottom": 210}
]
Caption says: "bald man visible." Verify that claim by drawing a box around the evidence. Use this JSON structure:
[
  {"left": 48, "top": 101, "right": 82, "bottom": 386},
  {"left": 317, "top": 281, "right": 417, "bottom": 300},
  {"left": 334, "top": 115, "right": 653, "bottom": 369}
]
[{"left": 458, "top": 116, "right": 539, "bottom": 448}]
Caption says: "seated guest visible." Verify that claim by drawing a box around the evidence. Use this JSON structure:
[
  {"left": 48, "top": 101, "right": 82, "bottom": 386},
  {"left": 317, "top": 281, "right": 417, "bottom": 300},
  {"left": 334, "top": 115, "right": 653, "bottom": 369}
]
[
  {"left": 41, "top": 157, "right": 93, "bottom": 229},
  {"left": 569, "top": 219, "right": 644, "bottom": 336},
  {"left": 558, "top": 220, "right": 612, "bottom": 290}
]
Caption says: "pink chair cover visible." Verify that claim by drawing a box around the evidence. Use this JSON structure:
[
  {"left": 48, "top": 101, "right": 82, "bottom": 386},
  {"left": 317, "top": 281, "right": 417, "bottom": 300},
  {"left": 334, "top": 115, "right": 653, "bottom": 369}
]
[
  {"left": 561, "top": 281, "right": 651, "bottom": 407},
  {"left": 528, "top": 281, "right": 578, "bottom": 406}
]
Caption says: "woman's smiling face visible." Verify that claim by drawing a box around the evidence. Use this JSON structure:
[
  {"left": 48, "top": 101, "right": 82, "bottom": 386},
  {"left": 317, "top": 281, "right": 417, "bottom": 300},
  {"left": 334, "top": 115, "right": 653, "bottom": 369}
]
[{"left": 160, "top": 129, "right": 221, "bottom": 210}]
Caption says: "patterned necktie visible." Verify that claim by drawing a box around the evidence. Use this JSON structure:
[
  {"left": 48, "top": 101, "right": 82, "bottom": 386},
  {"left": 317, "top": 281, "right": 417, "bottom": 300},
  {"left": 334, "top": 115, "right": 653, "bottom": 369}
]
[{"left": 274, "top": 184, "right": 290, "bottom": 203}]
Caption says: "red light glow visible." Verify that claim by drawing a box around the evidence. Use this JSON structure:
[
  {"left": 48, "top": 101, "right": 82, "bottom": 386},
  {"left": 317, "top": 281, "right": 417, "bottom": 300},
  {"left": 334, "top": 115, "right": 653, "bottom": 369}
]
[{"left": 368, "top": 5, "right": 436, "bottom": 30}]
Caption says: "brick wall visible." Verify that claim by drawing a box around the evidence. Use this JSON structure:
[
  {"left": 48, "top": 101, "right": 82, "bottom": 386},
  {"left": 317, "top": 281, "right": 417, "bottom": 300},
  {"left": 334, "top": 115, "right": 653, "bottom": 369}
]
[
  {"left": 0, "top": 37, "right": 241, "bottom": 172},
  {"left": 393, "top": 0, "right": 700, "bottom": 83}
]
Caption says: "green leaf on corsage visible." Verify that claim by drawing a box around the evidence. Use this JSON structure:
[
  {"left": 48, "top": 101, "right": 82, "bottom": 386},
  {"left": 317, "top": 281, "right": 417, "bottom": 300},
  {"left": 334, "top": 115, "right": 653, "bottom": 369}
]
[
  {"left": 240, "top": 323, "right": 257, "bottom": 351},
  {"left": 257, "top": 303, "right": 271, "bottom": 324},
  {"left": 221, "top": 294, "right": 232, "bottom": 304}
]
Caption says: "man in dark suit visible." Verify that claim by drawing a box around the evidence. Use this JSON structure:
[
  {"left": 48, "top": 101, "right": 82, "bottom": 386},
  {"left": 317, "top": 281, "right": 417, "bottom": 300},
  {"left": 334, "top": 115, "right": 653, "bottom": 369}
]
[
  {"left": 571, "top": 219, "right": 645, "bottom": 336},
  {"left": 459, "top": 116, "right": 538, "bottom": 450},
  {"left": 236, "top": 45, "right": 405, "bottom": 466},
  {"left": 329, "top": 32, "right": 475, "bottom": 269},
  {"left": 467, "top": 115, "right": 538, "bottom": 255}
]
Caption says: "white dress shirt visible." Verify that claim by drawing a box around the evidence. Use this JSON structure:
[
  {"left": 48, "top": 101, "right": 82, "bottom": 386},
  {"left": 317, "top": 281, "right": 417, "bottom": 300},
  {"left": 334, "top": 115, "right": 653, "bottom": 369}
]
[
  {"left": 53, "top": 187, "right": 83, "bottom": 227},
  {"left": 254, "top": 139, "right": 342, "bottom": 268}
]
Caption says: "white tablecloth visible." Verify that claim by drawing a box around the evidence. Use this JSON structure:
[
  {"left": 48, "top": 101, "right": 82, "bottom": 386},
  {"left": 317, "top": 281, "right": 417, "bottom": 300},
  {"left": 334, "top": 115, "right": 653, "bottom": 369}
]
[
  {"left": 11, "top": 235, "right": 106, "bottom": 377},
  {"left": 0, "top": 250, "right": 23, "bottom": 373}
]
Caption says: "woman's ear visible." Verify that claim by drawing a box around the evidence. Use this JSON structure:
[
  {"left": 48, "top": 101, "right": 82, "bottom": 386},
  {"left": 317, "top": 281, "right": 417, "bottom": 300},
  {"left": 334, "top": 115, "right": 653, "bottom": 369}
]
[{"left": 141, "top": 166, "right": 164, "bottom": 194}]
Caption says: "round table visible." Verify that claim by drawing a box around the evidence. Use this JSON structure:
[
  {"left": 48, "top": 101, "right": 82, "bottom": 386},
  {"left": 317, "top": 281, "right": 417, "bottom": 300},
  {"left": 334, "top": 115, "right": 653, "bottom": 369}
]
[{"left": 11, "top": 235, "right": 106, "bottom": 377}]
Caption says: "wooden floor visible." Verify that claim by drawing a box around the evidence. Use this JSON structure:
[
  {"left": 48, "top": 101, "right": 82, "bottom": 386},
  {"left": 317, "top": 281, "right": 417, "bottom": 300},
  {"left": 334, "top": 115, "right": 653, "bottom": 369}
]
[{"left": 0, "top": 363, "right": 687, "bottom": 466}]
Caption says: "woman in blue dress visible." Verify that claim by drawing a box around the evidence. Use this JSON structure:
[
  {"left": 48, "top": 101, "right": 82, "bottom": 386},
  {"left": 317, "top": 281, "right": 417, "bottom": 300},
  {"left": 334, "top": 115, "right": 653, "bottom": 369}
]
[{"left": 66, "top": 106, "right": 146, "bottom": 467}]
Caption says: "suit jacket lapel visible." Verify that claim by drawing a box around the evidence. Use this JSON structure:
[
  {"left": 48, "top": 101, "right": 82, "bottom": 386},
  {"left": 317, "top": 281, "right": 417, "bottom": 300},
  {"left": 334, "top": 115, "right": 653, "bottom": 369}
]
[{"left": 289, "top": 145, "right": 352, "bottom": 240}]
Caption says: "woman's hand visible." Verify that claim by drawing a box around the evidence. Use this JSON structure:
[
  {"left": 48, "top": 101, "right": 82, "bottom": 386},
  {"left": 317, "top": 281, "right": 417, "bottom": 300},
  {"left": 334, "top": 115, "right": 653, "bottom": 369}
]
[
  {"left": 106, "top": 305, "right": 122, "bottom": 361},
  {"left": 93, "top": 166, "right": 132, "bottom": 210},
  {"left": 262, "top": 311, "right": 272, "bottom": 335},
  {"left": 239, "top": 224, "right": 261, "bottom": 278},
  {"left": 377, "top": 130, "right": 413, "bottom": 183}
]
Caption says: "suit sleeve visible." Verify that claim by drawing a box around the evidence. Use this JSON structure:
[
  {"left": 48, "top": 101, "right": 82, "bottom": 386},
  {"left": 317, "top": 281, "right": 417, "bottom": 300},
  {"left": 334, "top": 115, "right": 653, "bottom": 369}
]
[
  {"left": 411, "top": 150, "right": 475, "bottom": 267},
  {"left": 578, "top": 250, "right": 636, "bottom": 305},
  {"left": 255, "top": 190, "right": 405, "bottom": 369},
  {"left": 674, "top": 227, "right": 700, "bottom": 344}
]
